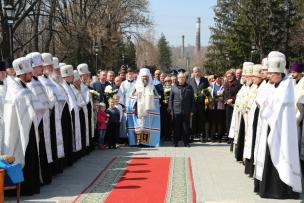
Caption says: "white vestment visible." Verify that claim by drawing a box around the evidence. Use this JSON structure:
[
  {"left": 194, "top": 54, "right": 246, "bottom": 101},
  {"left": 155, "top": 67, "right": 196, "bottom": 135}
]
[
  {"left": 256, "top": 77, "right": 302, "bottom": 192},
  {"left": 294, "top": 77, "right": 304, "bottom": 160},
  {"left": 62, "top": 81, "right": 82, "bottom": 152},
  {"left": 80, "top": 83, "right": 95, "bottom": 140},
  {"left": 118, "top": 80, "right": 135, "bottom": 106},
  {"left": 71, "top": 84, "right": 89, "bottom": 147},
  {"left": 27, "top": 78, "right": 53, "bottom": 163},
  {"left": 3, "top": 77, "right": 39, "bottom": 167},
  {"left": 228, "top": 84, "right": 248, "bottom": 140},
  {"left": 254, "top": 81, "right": 274, "bottom": 180},
  {"left": 39, "top": 76, "right": 65, "bottom": 158},
  {"left": 49, "top": 77, "right": 68, "bottom": 158},
  {"left": 243, "top": 84, "right": 259, "bottom": 159},
  {"left": 0, "top": 79, "right": 7, "bottom": 152}
]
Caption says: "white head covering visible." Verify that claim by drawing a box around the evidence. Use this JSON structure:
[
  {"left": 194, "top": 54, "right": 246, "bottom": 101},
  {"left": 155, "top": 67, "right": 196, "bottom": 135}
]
[
  {"left": 77, "top": 63, "right": 90, "bottom": 75},
  {"left": 41, "top": 53, "right": 53, "bottom": 66},
  {"left": 60, "top": 65, "right": 74, "bottom": 77},
  {"left": 134, "top": 68, "right": 156, "bottom": 118},
  {"left": 252, "top": 64, "right": 263, "bottom": 77},
  {"left": 242, "top": 62, "right": 254, "bottom": 76},
  {"left": 267, "top": 51, "right": 286, "bottom": 73},
  {"left": 59, "top": 63, "right": 66, "bottom": 68},
  {"left": 26, "top": 52, "right": 43, "bottom": 68},
  {"left": 13, "top": 57, "right": 32, "bottom": 76},
  {"left": 262, "top": 58, "right": 268, "bottom": 70},
  {"left": 74, "top": 70, "right": 80, "bottom": 81},
  {"left": 53, "top": 57, "right": 59, "bottom": 69},
  {"left": 138, "top": 68, "right": 153, "bottom": 85}
]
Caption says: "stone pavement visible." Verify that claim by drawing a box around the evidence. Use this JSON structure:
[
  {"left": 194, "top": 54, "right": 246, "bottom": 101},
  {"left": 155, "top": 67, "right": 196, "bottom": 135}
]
[{"left": 6, "top": 142, "right": 304, "bottom": 203}]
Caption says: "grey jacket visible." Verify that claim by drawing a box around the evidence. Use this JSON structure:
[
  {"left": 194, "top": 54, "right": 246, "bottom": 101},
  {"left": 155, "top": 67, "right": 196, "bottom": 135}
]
[{"left": 168, "top": 83, "right": 195, "bottom": 115}]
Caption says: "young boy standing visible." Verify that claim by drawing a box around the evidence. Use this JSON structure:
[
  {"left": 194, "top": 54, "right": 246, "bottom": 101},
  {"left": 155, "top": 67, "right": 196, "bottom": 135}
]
[{"left": 106, "top": 98, "right": 121, "bottom": 149}]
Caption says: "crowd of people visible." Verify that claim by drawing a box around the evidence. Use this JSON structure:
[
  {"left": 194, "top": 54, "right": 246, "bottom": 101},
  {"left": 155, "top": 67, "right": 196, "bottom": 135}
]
[{"left": 0, "top": 49, "right": 303, "bottom": 200}]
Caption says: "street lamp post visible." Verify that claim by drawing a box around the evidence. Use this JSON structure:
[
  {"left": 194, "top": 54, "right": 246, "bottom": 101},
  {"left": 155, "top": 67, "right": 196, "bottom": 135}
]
[
  {"left": 225, "top": 53, "right": 230, "bottom": 70},
  {"left": 122, "top": 53, "right": 125, "bottom": 65},
  {"left": 94, "top": 45, "right": 99, "bottom": 73},
  {"left": 251, "top": 45, "right": 256, "bottom": 62},
  {"left": 4, "top": 4, "right": 15, "bottom": 61}
]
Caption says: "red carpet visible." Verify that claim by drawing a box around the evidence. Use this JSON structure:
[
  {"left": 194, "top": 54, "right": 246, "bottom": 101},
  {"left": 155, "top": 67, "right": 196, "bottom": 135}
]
[{"left": 105, "top": 157, "right": 171, "bottom": 203}]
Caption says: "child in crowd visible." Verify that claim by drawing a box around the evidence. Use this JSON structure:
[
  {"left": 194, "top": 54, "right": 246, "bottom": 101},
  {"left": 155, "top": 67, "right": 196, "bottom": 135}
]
[
  {"left": 106, "top": 98, "right": 121, "bottom": 149},
  {"left": 113, "top": 94, "right": 128, "bottom": 144},
  {"left": 97, "top": 102, "right": 108, "bottom": 149}
]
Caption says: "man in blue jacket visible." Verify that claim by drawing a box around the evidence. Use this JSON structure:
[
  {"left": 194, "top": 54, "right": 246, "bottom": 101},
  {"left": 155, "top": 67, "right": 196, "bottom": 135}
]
[{"left": 168, "top": 72, "right": 195, "bottom": 147}]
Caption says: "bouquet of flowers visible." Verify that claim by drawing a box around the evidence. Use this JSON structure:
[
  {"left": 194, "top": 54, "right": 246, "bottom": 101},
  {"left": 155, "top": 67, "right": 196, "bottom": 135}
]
[
  {"left": 163, "top": 85, "right": 171, "bottom": 104},
  {"left": 213, "top": 88, "right": 224, "bottom": 100},
  {"left": 90, "top": 89, "right": 100, "bottom": 101},
  {"left": 195, "top": 87, "right": 212, "bottom": 101},
  {"left": 104, "top": 85, "right": 118, "bottom": 99}
]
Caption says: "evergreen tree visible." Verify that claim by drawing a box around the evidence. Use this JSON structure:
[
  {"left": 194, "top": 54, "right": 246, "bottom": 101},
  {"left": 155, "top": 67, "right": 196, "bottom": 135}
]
[
  {"left": 205, "top": 0, "right": 301, "bottom": 73},
  {"left": 124, "top": 38, "right": 137, "bottom": 69},
  {"left": 158, "top": 34, "right": 172, "bottom": 70}
]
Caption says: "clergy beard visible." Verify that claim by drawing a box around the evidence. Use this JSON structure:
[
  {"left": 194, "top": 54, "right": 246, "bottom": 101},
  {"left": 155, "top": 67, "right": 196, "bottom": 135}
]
[
  {"left": 52, "top": 74, "right": 63, "bottom": 83},
  {"left": 142, "top": 79, "right": 148, "bottom": 87}
]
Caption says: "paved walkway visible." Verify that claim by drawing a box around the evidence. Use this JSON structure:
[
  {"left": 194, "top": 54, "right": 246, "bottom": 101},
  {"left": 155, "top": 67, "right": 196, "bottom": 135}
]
[{"left": 6, "top": 142, "right": 304, "bottom": 203}]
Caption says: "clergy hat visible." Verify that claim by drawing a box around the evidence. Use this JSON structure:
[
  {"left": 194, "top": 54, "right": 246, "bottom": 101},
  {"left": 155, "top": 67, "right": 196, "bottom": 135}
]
[
  {"left": 290, "top": 63, "right": 303, "bottom": 73},
  {"left": 13, "top": 57, "right": 32, "bottom": 76},
  {"left": 59, "top": 63, "right": 66, "bottom": 68},
  {"left": 267, "top": 51, "right": 286, "bottom": 73},
  {"left": 26, "top": 52, "right": 43, "bottom": 68},
  {"left": 268, "top": 51, "right": 286, "bottom": 61},
  {"left": 77, "top": 63, "right": 90, "bottom": 75},
  {"left": 0, "top": 61, "right": 6, "bottom": 71},
  {"left": 60, "top": 65, "right": 74, "bottom": 77},
  {"left": 252, "top": 64, "right": 263, "bottom": 77},
  {"left": 242, "top": 62, "right": 254, "bottom": 76},
  {"left": 74, "top": 70, "right": 80, "bottom": 81},
  {"left": 41, "top": 53, "right": 53, "bottom": 66},
  {"left": 139, "top": 68, "right": 151, "bottom": 77},
  {"left": 261, "top": 58, "right": 268, "bottom": 70},
  {"left": 53, "top": 57, "right": 59, "bottom": 69}
]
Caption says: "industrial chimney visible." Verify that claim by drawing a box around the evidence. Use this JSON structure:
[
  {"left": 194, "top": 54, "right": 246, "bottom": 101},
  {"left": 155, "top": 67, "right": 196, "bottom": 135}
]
[
  {"left": 181, "top": 35, "right": 185, "bottom": 58},
  {"left": 195, "top": 17, "right": 201, "bottom": 54}
]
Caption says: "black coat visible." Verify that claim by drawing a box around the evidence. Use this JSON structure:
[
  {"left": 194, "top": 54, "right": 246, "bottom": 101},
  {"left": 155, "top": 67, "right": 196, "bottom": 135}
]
[{"left": 168, "top": 83, "right": 195, "bottom": 115}]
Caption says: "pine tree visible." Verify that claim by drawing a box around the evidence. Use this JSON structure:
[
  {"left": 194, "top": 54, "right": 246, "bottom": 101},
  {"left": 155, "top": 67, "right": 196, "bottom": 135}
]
[
  {"left": 204, "top": 0, "right": 301, "bottom": 73},
  {"left": 124, "top": 38, "right": 137, "bottom": 69},
  {"left": 158, "top": 34, "right": 172, "bottom": 71}
]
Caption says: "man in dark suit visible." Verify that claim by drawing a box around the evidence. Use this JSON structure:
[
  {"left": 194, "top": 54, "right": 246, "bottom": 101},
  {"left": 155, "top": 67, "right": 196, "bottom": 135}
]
[
  {"left": 188, "top": 67, "right": 209, "bottom": 142},
  {"left": 91, "top": 70, "right": 110, "bottom": 103},
  {"left": 168, "top": 72, "right": 195, "bottom": 147}
]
